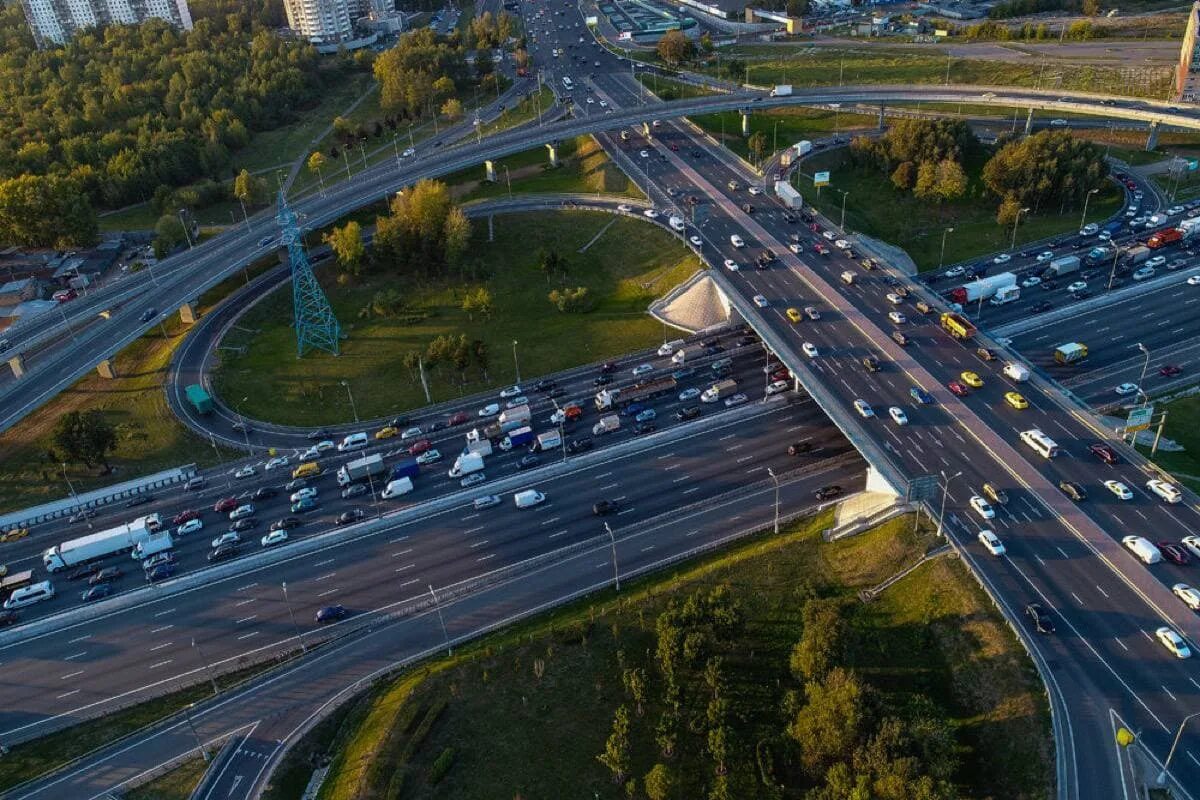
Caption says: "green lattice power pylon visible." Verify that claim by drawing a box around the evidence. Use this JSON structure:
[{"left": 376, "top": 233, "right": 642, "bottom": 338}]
[{"left": 276, "top": 191, "right": 341, "bottom": 357}]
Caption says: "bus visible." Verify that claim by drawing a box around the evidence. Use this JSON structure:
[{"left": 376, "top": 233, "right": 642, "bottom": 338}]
[
  {"left": 1019, "top": 429, "right": 1059, "bottom": 458},
  {"left": 1054, "top": 342, "right": 1088, "bottom": 365},
  {"left": 561, "top": 76, "right": 573, "bottom": 90}
]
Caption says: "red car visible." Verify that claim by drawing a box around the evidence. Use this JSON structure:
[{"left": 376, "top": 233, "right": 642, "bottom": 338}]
[
  {"left": 447, "top": 411, "right": 469, "bottom": 427},
  {"left": 1159, "top": 542, "right": 1191, "bottom": 566},
  {"left": 770, "top": 368, "right": 790, "bottom": 383},
  {"left": 947, "top": 381, "right": 969, "bottom": 397},
  {"left": 1160, "top": 364, "right": 1183, "bottom": 377},
  {"left": 813, "top": 243, "right": 830, "bottom": 255},
  {"left": 213, "top": 497, "right": 238, "bottom": 513},
  {"left": 809, "top": 223, "right": 821, "bottom": 233},
  {"left": 668, "top": 143, "right": 679, "bottom": 151},
  {"left": 408, "top": 439, "right": 433, "bottom": 456},
  {"left": 172, "top": 509, "right": 200, "bottom": 525}
]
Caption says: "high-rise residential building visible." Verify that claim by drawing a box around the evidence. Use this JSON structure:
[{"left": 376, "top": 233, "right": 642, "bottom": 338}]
[
  {"left": 1175, "top": 1, "right": 1200, "bottom": 102},
  {"left": 20, "top": 0, "right": 193, "bottom": 47},
  {"left": 282, "top": 0, "right": 354, "bottom": 46}
]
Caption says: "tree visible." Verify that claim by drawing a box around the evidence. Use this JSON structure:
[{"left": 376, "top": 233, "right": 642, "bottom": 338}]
[
  {"left": 622, "top": 667, "right": 647, "bottom": 716},
  {"left": 441, "top": 97, "right": 464, "bottom": 122},
  {"left": 475, "top": 48, "right": 495, "bottom": 79},
  {"left": 597, "top": 705, "right": 632, "bottom": 783},
  {"left": 982, "top": 129, "right": 1108, "bottom": 212},
  {"left": 443, "top": 206, "right": 472, "bottom": 268},
  {"left": 323, "top": 220, "right": 366, "bottom": 276},
  {"left": 913, "top": 161, "right": 939, "bottom": 201},
  {"left": 54, "top": 411, "right": 117, "bottom": 469},
  {"left": 891, "top": 161, "right": 916, "bottom": 191},
  {"left": 789, "top": 599, "right": 848, "bottom": 681},
  {"left": 748, "top": 131, "right": 768, "bottom": 164},
  {"left": 933, "top": 158, "right": 968, "bottom": 202},
  {"left": 657, "top": 30, "right": 694, "bottom": 65},
  {"left": 461, "top": 287, "right": 493, "bottom": 320},
  {"left": 538, "top": 248, "right": 568, "bottom": 284},
  {"left": 0, "top": 174, "right": 97, "bottom": 248},
  {"left": 644, "top": 764, "right": 674, "bottom": 800},
  {"left": 332, "top": 116, "right": 357, "bottom": 143},
  {"left": 996, "top": 195, "right": 1023, "bottom": 227},
  {"left": 788, "top": 667, "right": 870, "bottom": 776},
  {"left": 307, "top": 151, "right": 327, "bottom": 192},
  {"left": 472, "top": 339, "right": 490, "bottom": 380},
  {"left": 233, "top": 169, "right": 266, "bottom": 207},
  {"left": 153, "top": 213, "right": 187, "bottom": 259}
]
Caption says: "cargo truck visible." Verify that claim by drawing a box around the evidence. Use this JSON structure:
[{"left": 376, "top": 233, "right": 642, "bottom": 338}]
[
  {"left": 467, "top": 410, "right": 529, "bottom": 443},
  {"left": 769, "top": 84, "right": 793, "bottom": 97},
  {"left": 185, "top": 384, "right": 213, "bottom": 415},
  {"left": 549, "top": 404, "right": 583, "bottom": 425},
  {"left": 774, "top": 181, "right": 803, "bottom": 209},
  {"left": 1003, "top": 362, "right": 1030, "bottom": 382},
  {"left": 1180, "top": 218, "right": 1200, "bottom": 238},
  {"left": 701, "top": 378, "right": 739, "bottom": 403},
  {"left": 939, "top": 312, "right": 975, "bottom": 341},
  {"left": 499, "top": 426, "right": 535, "bottom": 451},
  {"left": 989, "top": 285, "right": 1020, "bottom": 305},
  {"left": 792, "top": 140, "right": 813, "bottom": 157},
  {"left": 449, "top": 452, "right": 485, "bottom": 478},
  {"left": 1122, "top": 245, "right": 1150, "bottom": 266},
  {"left": 592, "top": 414, "right": 621, "bottom": 436},
  {"left": 389, "top": 457, "right": 420, "bottom": 482},
  {"left": 498, "top": 404, "right": 531, "bottom": 428},
  {"left": 535, "top": 430, "right": 562, "bottom": 452},
  {"left": 947, "top": 272, "right": 1015, "bottom": 305},
  {"left": 0, "top": 569, "right": 34, "bottom": 599},
  {"left": 1084, "top": 246, "right": 1111, "bottom": 266},
  {"left": 43, "top": 517, "right": 157, "bottom": 572},
  {"left": 1054, "top": 342, "right": 1088, "bottom": 364},
  {"left": 595, "top": 376, "right": 676, "bottom": 411},
  {"left": 132, "top": 532, "right": 174, "bottom": 561},
  {"left": 1043, "top": 256, "right": 1080, "bottom": 278},
  {"left": 462, "top": 439, "right": 493, "bottom": 457},
  {"left": 336, "top": 453, "right": 387, "bottom": 487},
  {"left": 1148, "top": 228, "right": 1183, "bottom": 248}
]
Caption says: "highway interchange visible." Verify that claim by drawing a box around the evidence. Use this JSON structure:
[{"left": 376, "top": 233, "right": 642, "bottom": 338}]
[{"left": 3, "top": 0, "right": 1200, "bottom": 797}]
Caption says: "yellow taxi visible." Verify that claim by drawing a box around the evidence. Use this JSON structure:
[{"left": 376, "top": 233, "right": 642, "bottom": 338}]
[
  {"left": 1, "top": 527, "right": 28, "bottom": 543},
  {"left": 961, "top": 371, "right": 983, "bottom": 388},
  {"left": 375, "top": 426, "right": 399, "bottom": 440},
  {"left": 786, "top": 307, "right": 803, "bottom": 323},
  {"left": 1004, "top": 391, "right": 1029, "bottom": 410}
]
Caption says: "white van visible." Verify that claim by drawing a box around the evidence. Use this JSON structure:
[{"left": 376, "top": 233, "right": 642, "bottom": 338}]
[
  {"left": 381, "top": 477, "right": 413, "bottom": 499},
  {"left": 658, "top": 339, "right": 684, "bottom": 357},
  {"left": 514, "top": 489, "right": 546, "bottom": 509},
  {"left": 1122, "top": 535, "right": 1162, "bottom": 565},
  {"left": 337, "top": 432, "right": 368, "bottom": 452},
  {"left": 4, "top": 580, "right": 55, "bottom": 610},
  {"left": 671, "top": 348, "right": 688, "bottom": 365}
]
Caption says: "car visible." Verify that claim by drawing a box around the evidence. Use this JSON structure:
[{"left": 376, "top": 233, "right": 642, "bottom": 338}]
[
  {"left": 1036, "top": 251, "right": 1054, "bottom": 263},
  {"left": 264, "top": 456, "right": 289, "bottom": 471},
  {"left": 804, "top": 306, "right": 821, "bottom": 321},
  {"left": 814, "top": 484, "right": 842, "bottom": 501},
  {"left": 316, "top": 605, "right": 348, "bottom": 624},
  {"left": 822, "top": 230, "right": 836, "bottom": 241},
  {"left": 233, "top": 465, "right": 255, "bottom": 480},
  {"left": 499, "top": 385, "right": 524, "bottom": 399},
  {"left": 214, "top": 496, "right": 238, "bottom": 513},
  {"left": 461, "top": 473, "right": 487, "bottom": 488},
  {"left": 978, "top": 529, "right": 1005, "bottom": 556},
  {"left": 1025, "top": 603, "right": 1055, "bottom": 634},
  {"left": 947, "top": 381, "right": 969, "bottom": 397},
  {"left": 285, "top": 478, "right": 308, "bottom": 492},
  {"left": 853, "top": 399, "right": 874, "bottom": 418},
  {"left": 230, "top": 518, "right": 256, "bottom": 533},
  {"left": 1160, "top": 542, "right": 1192, "bottom": 565},
  {"left": 1188, "top": 275, "right": 1200, "bottom": 286},
  {"left": 969, "top": 495, "right": 995, "bottom": 520},
  {"left": 885, "top": 292, "right": 903, "bottom": 305},
  {"left": 689, "top": 235, "right": 703, "bottom": 247},
  {"left": 1172, "top": 583, "right": 1200, "bottom": 611},
  {"left": 635, "top": 408, "right": 657, "bottom": 423},
  {"left": 172, "top": 509, "right": 200, "bottom": 526},
  {"left": 252, "top": 487, "right": 277, "bottom": 501},
  {"left": 448, "top": 411, "right": 469, "bottom": 427},
  {"left": 89, "top": 566, "right": 123, "bottom": 585},
  {"left": 1160, "top": 364, "right": 1183, "bottom": 377},
  {"left": 211, "top": 531, "right": 241, "bottom": 549},
  {"left": 748, "top": 186, "right": 763, "bottom": 196},
  {"left": 229, "top": 504, "right": 255, "bottom": 521},
  {"left": 1104, "top": 479, "right": 1133, "bottom": 500},
  {"left": 407, "top": 439, "right": 433, "bottom": 457},
  {"left": 208, "top": 543, "right": 239, "bottom": 563},
  {"left": 786, "top": 307, "right": 803, "bottom": 323},
  {"left": 765, "top": 380, "right": 790, "bottom": 396},
  {"left": 639, "top": 149, "right": 649, "bottom": 158},
  {"left": 416, "top": 449, "right": 442, "bottom": 465},
  {"left": 960, "top": 371, "right": 983, "bottom": 388},
  {"left": 1066, "top": 280, "right": 1087, "bottom": 294},
  {"left": 944, "top": 266, "right": 966, "bottom": 278},
  {"left": 593, "top": 375, "right": 613, "bottom": 387},
  {"left": 261, "top": 530, "right": 288, "bottom": 547},
  {"left": 141, "top": 551, "right": 175, "bottom": 571},
  {"left": 1114, "top": 382, "right": 1139, "bottom": 396},
  {"left": 1186, "top": 536, "right": 1200, "bottom": 561},
  {"left": 802, "top": 342, "right": 819, "bottom": 358},
  {"left": 723, "top": 259, "right": 740, "bottom": 272},
  {"left": 730, "top": 235, "right": 745, "bottom": 248},
  {"left": 82, "top": 583, "right": 114, "bottom": 602},
  {"left": 67, "top": 564, "right": 99, "bottom": 581},
  {"left": 314, "top": 439, "right": 335, "bottom": 453},
  {"left": 678, "top": 387, "right": 701, "bottom": 402},
  {"left": 1004, "top": 392, "right": 1028, "bottom": 410},
  {"left": 1156, "top": 627, "right": 1192, "bottom": 659},
  {"left": 976, "top": 347, "right": 997, "bottom": 362},
  {"left": 1059, "top": 481, "right": 1087, "bottom": 502},
  {"left": 504, "top": 397, "right": 528, "bottom": 410},
  {"left": 271, "top": 516, "right": 301, "bottom": 531},
  {"left": 1146, "top": 478, "right": 1183, "bottom": 504},
  {"left": 909, "top": 387, "right": 934, "bottom": 405},
  {"left": 1088, "top": 442, "right": 1119, "bottom": 464},
  {"left": 631, "top": 363, "right": 653, "bottom": 377},
  {"left": 753, "top": 294, "right": 769, "bottom": 308},
  {"left": 566, "top": 438, "right": 594, "bottom": 454},
  {"left": 787, "top": 441, "right": 813, "bottom": 456},
  {"left": 146, "top": 563, "right": 175, "bottom": 582},
  {"left": 834, "top": 239, "right": 850, "bottom": 250},
  {"left": 993, "top": 254, "right": 1011, "bottom": 264},
  {"left": 291, "top": 496, "right": 318, "bottom": 513},
  {"left": 337, "top": 509, "right": 366, "bottom": 526},
  {"left": 139, "top": 308, "right": 156, "bottom": 323},
  {"left": 888, "top": 406, "right": 908, "bottom": 425},
  {"left": 68, "top": 509, "right": 98, "bottom": 524},
  {"left": 0, "top": 609, "right": 17, "bottom": 626},
  {"left": 1145, "top": 256, "right": 1166, "bottom": 269},
  {"left": 634, "top": 420, "right": 657, "bottom": 434},
  {"left": 887, "top": 311, "right": 906, "bottom": 325},
  {"left": 479, "top": 403, "right": 501, "bottom": 417},
  {"left": 341, "top": 483, "right": 369, "bottom": 499},
  {"left": 724, "top": 393, "right": 748, "bottom": 407},
  {"left": 593, "top": 499, "right": 619, "bottom": 515},
  {"left": 375, "top": 425, "right": 399, "bottom": 440}
]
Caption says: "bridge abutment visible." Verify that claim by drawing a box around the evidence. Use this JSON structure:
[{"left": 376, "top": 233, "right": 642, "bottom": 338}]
[
  {"left": 7, "top": 353, "right": 25, "bottom": 379},
  {"left": 546, "top": 142, "right": 559, "bottom": 167},
  {"left": 178, "top": 300, "right": 199, "bottom": 325},
  {"left": 96, "top": 358, "right": 118, "bottom": 379},
  {"left": 1146, "top": 120, "right": 1159, "bottom": 151},
  {"left": 484, "top": 159, "right": 497, "bottom": 182}
]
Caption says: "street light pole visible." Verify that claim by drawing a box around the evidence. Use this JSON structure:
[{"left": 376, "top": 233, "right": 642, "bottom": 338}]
[
  {"left": 429, "top": 584, "right": 451, "bottom": 656},
  {"left": 1136, "top": 342, "right": 1151, "bottom": 408},
  {"left": 340, "top": 380, "right": 359, "bottom": 423},
  {"left": 1080, "top": 187, "right": 1099, "bottom": 232},
  {"left": 938, "top": 226, "right": 955, "bottom": 271},
  {"left": 178, "top": 209, "right": 194, "bottom": 249},
  {"left": 191, "top": 637, "right": 220, "bottom": 695},
  {"left": 838, "top": 189, "right": 849, "bottom": 230},
  {"left": 1107, "top": 245, "right": 1121, "bottom": 291},
  {"left": 512, "top": 339, "right": 521, "bottom": 384},
  {"left": 503, "top": 164, "right": 512, "bottom": 200},
  {"left": 280, "top": 581, "right": 307, "bottom": 654},
  {"left": 767, "top": 467, "right": 780, "bottom": 535},
  {"left": 936, "top": 470, "right": 962, "bottom": 538},
  {"left": 604, "top": 522, "right": 621, "bottom": 591},
  {"left": 1010, "top": 207, "right": 1031, "bottom": 253},
  {"left": 236, "top": 396, "right": 252, "bottom": 451},
  {"left": 1157, "top": 711, "right": 1200, "bottom": 786},
  {"left": 183, "top": 702, "right": 210, "bottom": 762}
]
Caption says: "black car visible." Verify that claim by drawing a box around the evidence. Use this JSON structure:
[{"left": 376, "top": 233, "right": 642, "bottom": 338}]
[
  {"left": 146, "top": 563, "right": 175, "bottom": 582},
  {"left": 861, "top": 356, "right": 880, "bottom": 373},
  {"left": 701, "top": 338, "right": 719, "bottom": 348},
  {"left": 337, "top": 509, "right": 366, "bottom": 526},
  {"left": 427, "top": 420, "right": 447, "bottom": 433},
  {"left": 738, "top": 335, "right": 757, "bottom": 346},
  {"left": 139, "top": 308, "right": 156, "bottom": 323},
  {"left": 534, "top": 379, "right": 557, "bottom": 392},
  {"left": 1025, "top": 603, "right": 1056, "bottom": 634},
  {"left": 599, "top": 362, "right": 616, "bottom": 374},
  {"left": 675, "top": 406, "right": 701, "bottom": 421},
  {"left": 634, "top": 421, "right": 657, "bottom": 435},
  {"left": 89, "top": 566, "right": 123, "bottom": 585},
  {"left": 67, "top": 564, "right": 99, "bottom": 581},
  {"left": 593, "top": 375, "right": 613, "bottom": 386},
  {"left": 0, "top": 610, "right": 18, "bottom": 626},
  {"left": 82, "top": 583, "right": 114, "bottom": 602},
  {"left": 787, "top": 441, "right": 813, "bottom": 456},
  {"left": 815, "top": 484, "right": 843, "bottom": 501},
  {"left": 1031, "top": 300, "right": 1053, "bottom": 313},
  {"left": 252, "top": 486, "right": 277, "bottom": 501},
  {"left": 1070, "top": 290, "right": 1090, "bottom": 301},
  {"left": 566, "top": 438, "right": 593, "bottom": 454},
  {"left": 593, "top": 499, "right": 619, "bottom": 516},
  {"left": 208, "top": 544, "right": 239, "bottom": 562},
  {"left": 306, "top": 428, "right": 329, "bottom": 441},
  {"left": 271, "top": 516, "right": 301, "bottom": 531},
  {"left": 547, "top": 387, "right": 566, "bottom": 398},
  {"left": 231, "top": 518, "right": 257, "bottom": 532},
  {"left": 342, "top": 483, "right": 369, "bottom": 499},
  {"left": 782, "top": 212, "right": 797, "bottom": 224},
  {"left": 316, "top": 604, "right": 347, "bottom": 623},
  {"left": 389, "top": 416, "right": 410, "bottom": 429},
  {"left": 517, "top": 454, "right": 541, "bottom": 470},
  {"left": 1059, "top": 481, "right": 1087, "bottom": 502},
  {"left": 125, "top": 495, "right": 153, "bottom": 508}
]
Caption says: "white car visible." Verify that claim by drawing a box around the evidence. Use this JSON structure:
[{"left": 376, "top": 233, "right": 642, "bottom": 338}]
[
  {"left": 978, "top": 529, "right": 1005, "bottom": 556},
  {"left": 402, "top": 147, "right": 415, "bottom": 158},
  {"left": 888, "top": 406, "right": 908, "bottom": 425},
  {"left": 834, "top": 239, "right": 850, "bottom": 250},
  {"left": 1184, "top": 535, "right": 1200, "bottom": 559},
  {"left": 1080, "top": 223, "right": 1098, "bottom": 236},
  {"left": 788, "top": 242, "right": 802, "bottom": 254},
  {"left": 478, "top": 403, "right": 500, "bottom": 417},
  {"left": 211, "top": 531, "right": 241, "bottom": 549},
  {"left": 1104, "top": 479, "right": 1133, "bottom": 500},
  {"left": 632, "top": 363, "right": 653, "bottom": 376},
  {"left": 1020, "top": 276, "right": 1042, "bottom": 288},
  {"left": 643, "top": 209, "right": 660, "bottom": 219},
  {"left": 461, "top": 472, "right": 487, "bottom": 488},
  {"left": 724, "top": 393, "right": 749, "bottom": 407},
  {"left": 753, "top": 294, "right": 769, "bottom": 308},
  {"left": 1188, "top": 275, "right": 1200, "bottom": 286},
  {"left": 177, "top": 519, "right": 203, "bottom": 536},
  {"left": 1036, "top": 251, "right": 1054, "bottom": 263},
  {"left": 689, "top": 235, "right": 703, "bottom": 247},
  {"left": 853, "top": 399, "right": 874, "bottom": 418},
  {"left": 1147, "top": 478, "right": 1183, "bottom": 504},
  {"left": 300, "top": 446, "right": 321, "bottom": 461},
  {"left": 678, "top": 387, "right": 701, "bottom": 401},
  {"left": 802, "top": 342, "right": 818, "bottom": 358},
  {"left": 290, "top": 487, "right": 318, "bottom": 503},
  {"left": 599, "top": 100, "right": 608, "bottom": 108},
  {"left": 1172, "top": 583, "right": 1200, "bottom": 611},
  {"left": 500, "top": 385, "right": 524, "bottom": 398},
  {"left": 504, "top": 396, "right": 528, "bottom": 409},
  {"left": 822, "top": 230, "right": 836, "bottom": 241},
  {"left": 1156, "top": 626, "right": 1192, "bottom": 659},
  {"left": 229, "top": 504, "right": 255, "bottom": 521},
  {"left": 261, "top": 530, "right": 289, "bottom": 547},
  {"left": 765, "top": 379, "right": 789, "bottom": 396},
  {"left": 723, "top": 259, "right": 740, "bottom": 272},
  {"left": 888, "top": 311, "right": 907, "bottom": 325},
  {"left": 617, "top": 204, "right": 632, "bottom": 213},
  {"left": 233, "top": 465, "right": 255, "bottom": 479},
  {"left": 416, "top": 449, "right": 442, "bottom": 465},
  {"left": 1066, "top": 281, "right": 1087, "bottom": 293},
  {"left": 969, "top": 495, "right": 995, "bottom": 520},
  {"left": 585, "top": 97, "right": 594, "bottom": 104},
  {"left": 944, "top": 266, "right": 965, "bottom": 278},
  {"left": 264, "top": 456, "right": 289, "bottom": 471},
  {"left": 1113, "top": 382, "right": 1139, "bottom": 396},
  {"left": 1146, "top": 255, "right": 1166, "bottom": 269},
  {"left": 885, "top": 293, "right": 902, "bottom": 305},
  {"left": 748, "top": 186, "right": 763, "bottom": 196},
  {"left": 730, "top": 235, "right": 745, "bottom": 248},
  {"left": 314, "top": 439, "right": 335, "bottom": 453},
  {"left": 400, "top": 426, "right": 423, "bottom": 440},
  {"left": 993, "top": 253, "right": 1011, "bottom": 264}
]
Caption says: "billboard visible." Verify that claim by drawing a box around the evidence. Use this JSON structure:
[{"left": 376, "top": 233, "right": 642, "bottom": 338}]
[
  {"left": 585, "top": 15, "right": 598, "bottom": 25},
  {"left": 1125, "top": 406, "right": 1154, "bottom": 433},
  {"left": 813, "top": 171, "right": 830, "bottom": 187}
]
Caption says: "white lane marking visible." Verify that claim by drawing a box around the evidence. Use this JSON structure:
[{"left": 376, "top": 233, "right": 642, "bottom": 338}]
[
  {"left": 392, "top": 548, "right": 413, "bottom": 557},
  {"left": 234, "top": 598, "right": 255, "bottom": 607},
  {"left": 617, "top": 508, "right": 637, "bottom": 515},
  {"left": 316, "top": 572, "right": 336, "bottom": 581},
  {"left": 235, "top": 615, "right": 256, "bottom": 625},
  {"left": 550, "top": 529, "right": 569, "bottom": 538},
  {"left": 317, "top": 588, "right": 339, "bottom": 597},
  {"left": 63, "top": 651, "right": 87, "bottom": 661},
  {"left": 313, "top": 558, "right": 335, "bottom": 568},
  {"left": 1096, "top": 584, "right": 1109, "bottom": 598},
  {"left": 149, "top": 625, "right": 173, "bottom": 633},
  {"left": 395, "top": 563, "right": 415, "bottom": 572},
  {"left": 57, "top": 690, "right": 80, "bottom": 699},
  {"left": 236, "top": 583, "right": 257, "bottom": 592},
  {"left": 237, "top": 632, "right": 259, "bottom": 641},
  {"left": 1070, "top": 592, "right": 1083, "bottom": 605},
  {"left": 390, "top": 535, "right": 410, "bottom": 543},
  {"left": 539, "top": 517, "right": 561, "bottom": 526},
  {"left": 147, "top": 660, "right": 172, "bottom": 670},
  {"left": 477, "top": 553, "right": 496, "bottom": 562},
  {"left": 1163, "top": 686, "right": 1178, "bottom": 702},
  {"left": 464, "top": 526, "right": 485, "bottom": 534},
  {"left": 672, "top": 475, "right": 691, "bottom": 483},
  {"left": 470, "top": 540, "right": 490, "bottom": 549},
  {"left": 148, "top": 642, "right": 173, "bottom": 652},
  {"left": 1114, "top": 638, "right": 1129, "bottom": 651},
  {"left": 1056, "top": 546, "right": 1069, "bottom": 558},
  {"left": 153, "top": 608, "right": 175, "bottom": 618},
  {"left": 683, "top": 487, "right": 700, "bottom": 494},
  {"left": 399, "top": 578, "right": 420, "bottom": 588},
  {"left": 67, "top": 634, "right": 92, "bottom": 643}
]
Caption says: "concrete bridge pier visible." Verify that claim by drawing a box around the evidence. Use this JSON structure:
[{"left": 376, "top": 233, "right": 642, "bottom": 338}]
[
  {"left": 7, "top": 354, "right": 25, "bottom": 379},
  {"left": 642, "top": 121, "right": 652, "bottom": 139},
  {"left": 546, "top": 142, "right": 559, "bottom": 167},
  {"left": 484, "top": 159, "right": 497, "bottom": 182},
  {"left": 96, "top": 358, "right": 118, "bottom": 379},
  {"left": 1146, "top": 120, "right": 1159, "bottom": 151},
  {"left": 865, "top": 466, "right": 901, "bottom": 497},
  {"left": 178, "top": 300, "right": 199, "bottom": 325},
  {"left": 1024, "top": 108, "right": 1034, "bottom": 136},
  {"left": 741, "top": 110, "right": 751, "bottom": 137}
]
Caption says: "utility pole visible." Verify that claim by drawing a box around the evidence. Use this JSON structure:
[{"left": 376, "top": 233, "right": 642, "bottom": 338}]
[
  {"left": 430, "top": 584, "right": 451, "bottom": 656},
  {"left": 604, "top": 522, "right": 620, "bottom": 591}
]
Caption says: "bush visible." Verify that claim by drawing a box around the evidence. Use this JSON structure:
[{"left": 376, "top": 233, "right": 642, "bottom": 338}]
[
  {"left": 548, "top": 286, "right": 593, "bottom": 312},
  {"left": 427, "top": 746, "right": 455, "bottom": 785}
]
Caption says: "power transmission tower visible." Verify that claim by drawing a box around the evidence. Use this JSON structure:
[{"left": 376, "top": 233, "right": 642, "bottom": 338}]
[{"left": 276, "top": 191, "right": 341, "bottom": 357}]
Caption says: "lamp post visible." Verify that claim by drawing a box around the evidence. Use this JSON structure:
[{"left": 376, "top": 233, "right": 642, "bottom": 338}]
[
  {"left": 767, "top": 467, "right": 781, "bottom": 535},
  {"left": 340, "top": 380, "right": 359, "bottom": 423},
  {"left": 1080, "top": 187, "right": 1100, "bottom": 232},
  {"left": 604, "top": 522, "right": 621, "bottom": 591},
  {"left": 837, "top": 189, "right": 849, "bottom": 231},
  {"left": 178, "top": 209, "right": 194, "bottom": 249},
  {"left": 549, "top": 399, "right": 568, "bottom": 461},
  {"left": 236, "top": 396, "right": 252, "bottom": 451},
  {"left": 1107, "top": 244, "right": 1121, "bottom": 291},
  {"left": 280, "top": 581, "right": 307, "bottom": 654},
  {"left": 191, "top": 637, "right": 220, "bottom": 695},
  {"left": 502, "top": 164, "right": 512, "bottom": 200},
  {"left": 1136, "top": 342, "right": 1151, "bottom": 408},
  {"left": 936, "top": 470, "right": 962, "bottom": 538},
  {"left": 512, "top": 339, "right": 521, "bottom": 383},
  {"left": 1157, "top": 711, "right": 1200, "bottom": 786},
  {"left": 938, "top": 227, "right": 955, "bottom": 271},
  {"left": 1010, "top": 206, "right": 1031, "bottom": 253},
  {"left": 183, "top": 702, "right": 210, "bottom": 762},
  {"left": 429, "top": 584, "right": 451, "bottom": 656}
]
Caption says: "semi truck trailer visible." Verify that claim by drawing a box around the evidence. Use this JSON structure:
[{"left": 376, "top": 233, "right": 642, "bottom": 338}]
[
  {"left": 336, "top": 453, "right": 387, "bottom": 487},
  {"left": 43, "top": 518, "right": 157, "bottom": 572}
]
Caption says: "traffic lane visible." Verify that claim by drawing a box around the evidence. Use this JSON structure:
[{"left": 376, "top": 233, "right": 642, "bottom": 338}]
[{"left": 0, "top": 401, "right": 848, "bottom": 727}]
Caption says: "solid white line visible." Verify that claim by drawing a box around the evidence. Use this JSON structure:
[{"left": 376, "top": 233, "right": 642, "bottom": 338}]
[
  {"left": 60, "top": 670, "right": 84, "bottom": 680},
  {"left": 235, "top": 616, "right": 256, "bottom": 625},
  {"left": 317, "top": 588, "right": 338, "bottom": 598},
  {"left": 63, "top": 651, "right": 87, "bottom": 661},
  {"left": 147, "top": 660, "right": 172, "bottom": 670},
  {"left": 148, "top": 642, "right": 173, "bottom": 652}
]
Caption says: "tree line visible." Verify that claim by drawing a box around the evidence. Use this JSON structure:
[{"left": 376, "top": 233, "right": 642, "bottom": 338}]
[{"left": 848, "top": 119, "right": 974, "bottom": 204}]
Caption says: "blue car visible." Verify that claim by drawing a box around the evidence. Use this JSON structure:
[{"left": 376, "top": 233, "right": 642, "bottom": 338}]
[
  {"left": 291, "top": 496, "right": 318, "bottom": 513},
  {"left": 623, "top": 403, "right": 645, "bottom": 417},
  {"left": 635, "top": 408, "right": 657, "bottom": 423},
  {"left": 146, "top": 563, "right": 175, "bottom": 583},
  {"left": 910, "top": 387, "right": 935, "bottom": 405}
]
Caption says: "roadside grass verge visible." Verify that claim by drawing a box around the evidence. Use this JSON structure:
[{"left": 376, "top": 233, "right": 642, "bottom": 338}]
[
  {"left": 448, "top": 135, "right": 642, "bottom": 202},
  {"left": 124, "top": 756, "right": 208, "bottom": 800},
  {"left": 302, "top": 510, "right": 1049, "bottom": 800},
  {"left": 1135, "top": 395, "right": 1200, "bottom": 493},
  {"left": 635, "top": 73, "right": 720, "bottom": 100},
  {"left": 691, "top": 106, "right": 876, "bottom": 162},
  {"left": 211, "top": 210, "right": 696, "bottom": 426}
]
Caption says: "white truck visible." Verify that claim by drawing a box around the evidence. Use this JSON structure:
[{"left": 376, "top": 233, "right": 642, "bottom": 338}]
[
  {"left": 382, "top": 477, "right": 414, "bottom": 498},
  {"left": 535, "top": 430, "right": 562, "bottom": 452},
  {"left": 668, "top": 216, "right": 686, "bottom": 232},
  {"left": 336, "top": 453, "right": 387, "bottom": 487},
  {"left": 592, "top": 414, "right": 621, "bottom": 436},
  {"left": 43, "top": 517, "right": 158, "bottom": 572},
  {"left": 132, "top": 532, "right": 174, "bottom": 561},
  {"left": 463, "top": 439, "right": 493, "bottom": 457},
  {"left": 989, "top": 284, "right": 1020, "bottom": 306},
  {"left": 449, "top": 452, "right": 486, "bottom": 478},
  {"left": 769, "top": 84, "right": 793, "bottom": 97},
  {"left": 1003, "top": 362, "right": 1030, "bottom": 382},
  {"left": 774, "top": 180, "right": 802, "bottom": 209}
]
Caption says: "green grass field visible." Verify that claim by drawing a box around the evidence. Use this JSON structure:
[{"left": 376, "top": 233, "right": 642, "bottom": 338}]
[
  {"left": 124, "top": 757, "right": 208, "bottom": 800},
  {"left": 304, "top": 511, "right": 1050, "bottom": 800},
  {"left": 211, "top": 211, "right": 697, "bottom": 426},
  {"left": 792, "top": 146, "right": 1122, "bottom": 270},
  {"left": 1134, "top": 396, "right": 1200, "bottom": 492},
  {"left": 447, "top": 135, "right": 642, "bottom": 202},
  {"left": 691, "top": 106, "right": 876, "bottom": 162}
]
